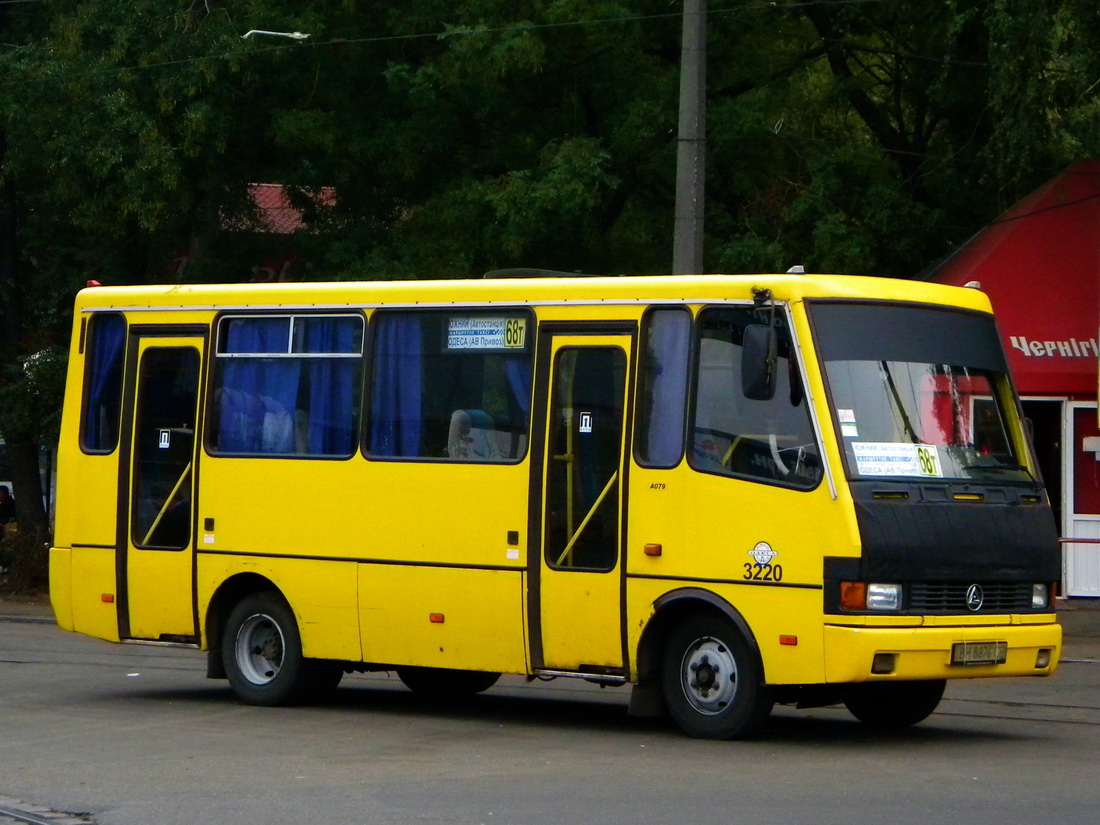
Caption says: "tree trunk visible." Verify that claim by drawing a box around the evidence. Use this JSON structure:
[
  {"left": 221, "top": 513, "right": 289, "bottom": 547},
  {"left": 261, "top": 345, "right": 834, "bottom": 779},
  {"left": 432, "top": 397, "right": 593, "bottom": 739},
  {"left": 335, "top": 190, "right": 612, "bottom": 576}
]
[
  {"left": 1, "top": 131, "right": 50, "bottom": 545},
  {"left": 3, "top": 434, "right": 47, "bottom": 541}
]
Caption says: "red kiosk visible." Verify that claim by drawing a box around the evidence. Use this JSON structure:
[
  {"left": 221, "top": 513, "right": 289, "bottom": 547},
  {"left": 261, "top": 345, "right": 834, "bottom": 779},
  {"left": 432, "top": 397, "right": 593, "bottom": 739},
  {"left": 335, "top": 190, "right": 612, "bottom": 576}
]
[{"left": 927, "top": 159, "right": 1100, "bottom": 596}]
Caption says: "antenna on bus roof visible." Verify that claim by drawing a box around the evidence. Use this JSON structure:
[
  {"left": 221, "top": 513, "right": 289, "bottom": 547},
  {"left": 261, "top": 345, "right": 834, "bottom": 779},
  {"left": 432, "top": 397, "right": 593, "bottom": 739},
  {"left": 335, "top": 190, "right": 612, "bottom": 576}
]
[{"left": 483, "top": 268, "right": 603, "bottom": 279}]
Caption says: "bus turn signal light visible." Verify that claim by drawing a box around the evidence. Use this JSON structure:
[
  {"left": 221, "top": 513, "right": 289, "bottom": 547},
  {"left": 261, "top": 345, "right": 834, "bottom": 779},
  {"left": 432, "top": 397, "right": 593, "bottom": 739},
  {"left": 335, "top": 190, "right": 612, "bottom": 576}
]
[
  {"left": 644, "top": 543, "right": 662, "bottom": 557},
  {"left": 839, "top": 582, "right": 866, "bottom": 611},
  {"left": 429, "top": 613, "right": 445, "bottom": 624}
]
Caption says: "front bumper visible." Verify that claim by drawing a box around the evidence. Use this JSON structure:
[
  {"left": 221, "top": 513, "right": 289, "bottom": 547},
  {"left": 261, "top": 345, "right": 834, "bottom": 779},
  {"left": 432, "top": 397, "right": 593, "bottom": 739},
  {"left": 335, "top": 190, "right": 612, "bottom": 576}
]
[{"left": 823, "top": 617, "right": 1061, "bottom": 683}]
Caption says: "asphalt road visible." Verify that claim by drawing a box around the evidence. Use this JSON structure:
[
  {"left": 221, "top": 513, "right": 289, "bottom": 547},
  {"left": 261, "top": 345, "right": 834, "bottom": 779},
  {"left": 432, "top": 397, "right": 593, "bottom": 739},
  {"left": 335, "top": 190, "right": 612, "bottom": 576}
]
[{"left": 1, "top": 617, "right": 1098, "bottom": 825}]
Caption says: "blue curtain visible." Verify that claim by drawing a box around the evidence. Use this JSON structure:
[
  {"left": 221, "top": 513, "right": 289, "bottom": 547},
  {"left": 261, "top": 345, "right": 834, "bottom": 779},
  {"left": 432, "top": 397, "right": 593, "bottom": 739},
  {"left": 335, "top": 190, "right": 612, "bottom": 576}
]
[
  {"left": 304, "top": 318, "right": 359, "bottom": 455},
  {"left": 370, "top": 316, "right": 422, "bottom": 456},
  {"left": 84, "top": 314, "right": 127, "bottom": 451},
  {"left": 643, "top": 310, "right": 690, "bottom": 465},
  {"left": 505, "top": 355, "right": 532, "bottom": 415},
  {"left": 218, "top": 318, "right": 301, "bottom": 453}
]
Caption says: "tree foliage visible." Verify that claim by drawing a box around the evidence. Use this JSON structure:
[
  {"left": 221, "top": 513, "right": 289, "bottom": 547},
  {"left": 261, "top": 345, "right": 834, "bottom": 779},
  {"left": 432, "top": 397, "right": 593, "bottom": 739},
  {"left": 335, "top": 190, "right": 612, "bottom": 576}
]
[{"left": 1, "top": 0, "right": 1099, "bottom": 561}]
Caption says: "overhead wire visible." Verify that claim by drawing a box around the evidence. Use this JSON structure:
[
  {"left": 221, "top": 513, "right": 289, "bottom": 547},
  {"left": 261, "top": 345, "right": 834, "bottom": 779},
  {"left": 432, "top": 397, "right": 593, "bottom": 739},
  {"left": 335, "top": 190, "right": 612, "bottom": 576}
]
[{"left": 0, "top": 0, "right": 970, "bottom": 90}]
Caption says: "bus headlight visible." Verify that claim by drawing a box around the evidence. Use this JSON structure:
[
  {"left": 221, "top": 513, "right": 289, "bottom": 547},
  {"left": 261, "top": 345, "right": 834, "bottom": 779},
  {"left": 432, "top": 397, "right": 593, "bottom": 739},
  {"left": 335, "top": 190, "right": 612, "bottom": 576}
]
[
  {"left": 866, "top": 583, "right": 902, "bottom": 611},
  {"left": 1031, "top": 584, "right": 1049, "bottom": 610},
  {"left": 840, "top": 582, "right": 902, "bottom": 611}
]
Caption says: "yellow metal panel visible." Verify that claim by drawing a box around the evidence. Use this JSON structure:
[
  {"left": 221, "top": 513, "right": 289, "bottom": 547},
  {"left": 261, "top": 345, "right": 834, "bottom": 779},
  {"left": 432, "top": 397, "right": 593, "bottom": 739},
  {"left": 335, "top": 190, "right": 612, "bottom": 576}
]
[
  {"left": 127, "top": 549, "right": 193, "bottom": 639},
  {"left": 54, "top": 454, "right": 120, "bottom": 548},
  {"left": 822, "top": 622, "right": 1061, "bottom": 683},
  {"left": 197, "top": 458, "right": 529, "bottom": 569},
  {"left": 278, "top": 559, "right": 360, "bottom": 661},
  {"left": 627, "top": 466, "right": 855, "bottom": 587},
  {"left": 358, "top": 564, "right": 528, "bottom": 674},
  {"left": 539, "top": 567, "right": 623, "bottom": 669},
  {"left": 48, "top": 548, "right": 74, "bottom": 632},
  {"left": 68, "top": 546, "right": 120, "bottom": 642}
]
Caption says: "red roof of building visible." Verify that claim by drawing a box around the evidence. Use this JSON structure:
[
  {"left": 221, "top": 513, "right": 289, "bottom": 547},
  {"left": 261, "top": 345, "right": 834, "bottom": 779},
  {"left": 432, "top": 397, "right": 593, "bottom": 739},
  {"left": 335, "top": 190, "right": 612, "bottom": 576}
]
[
  {"left": 926, "top": 159, "right": 1100, "bottom": 396},
  {"left": 230, "top": 184, "right": 336, "bottom": 234}
]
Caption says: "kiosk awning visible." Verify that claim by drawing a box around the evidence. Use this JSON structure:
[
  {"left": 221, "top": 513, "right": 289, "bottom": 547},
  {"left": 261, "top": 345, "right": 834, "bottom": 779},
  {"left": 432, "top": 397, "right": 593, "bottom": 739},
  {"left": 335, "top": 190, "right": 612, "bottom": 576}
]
[{"left": 926, "top": 159, "right": 1100, "bottom": 396}]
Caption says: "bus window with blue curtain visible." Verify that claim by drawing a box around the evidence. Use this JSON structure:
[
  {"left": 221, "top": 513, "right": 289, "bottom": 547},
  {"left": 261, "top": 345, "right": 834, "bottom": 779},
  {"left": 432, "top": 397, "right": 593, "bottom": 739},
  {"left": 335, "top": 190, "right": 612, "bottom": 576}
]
[
  {"left": 209, "top": 314, "right": 363, "bottom": 457},
  {"left": 636, "top": 307, "right": 691, "bottom": 468},
  {"left": 82, "top": 313, "right": 127, "bottom": 453},
  {"left": 367, "top": 311, "right": 534, "bottom": 461}
]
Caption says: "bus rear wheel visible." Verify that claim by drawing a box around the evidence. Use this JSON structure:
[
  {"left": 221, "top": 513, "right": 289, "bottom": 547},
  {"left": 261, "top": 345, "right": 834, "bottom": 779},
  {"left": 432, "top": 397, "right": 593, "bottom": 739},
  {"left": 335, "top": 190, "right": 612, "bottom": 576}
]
[
  {"left": 842, "top": 679, "right": 946, "bottom": 727},
  {"left": 222, "top": 592, "right": 339, "bottom": 706},
  {"left": 396, "top": 666, "right": 500, "bottom": 698},
  {"left": 661, "top": 613, "right": 773, "bottom": 740}
]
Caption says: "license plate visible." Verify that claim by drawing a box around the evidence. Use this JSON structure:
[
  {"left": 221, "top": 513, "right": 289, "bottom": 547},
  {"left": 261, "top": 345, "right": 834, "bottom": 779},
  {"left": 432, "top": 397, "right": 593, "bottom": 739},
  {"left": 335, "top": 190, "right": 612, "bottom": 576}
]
[{"left": 951, "top": 641, "right": 1007, "bottom": 666}]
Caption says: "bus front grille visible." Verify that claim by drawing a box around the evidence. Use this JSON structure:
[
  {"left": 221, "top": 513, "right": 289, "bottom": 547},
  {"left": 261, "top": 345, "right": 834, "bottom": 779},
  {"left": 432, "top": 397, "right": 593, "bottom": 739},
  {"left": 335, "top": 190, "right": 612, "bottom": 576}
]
[{"left": 909, "top": 582, "right": 1035, "bottom": 613}]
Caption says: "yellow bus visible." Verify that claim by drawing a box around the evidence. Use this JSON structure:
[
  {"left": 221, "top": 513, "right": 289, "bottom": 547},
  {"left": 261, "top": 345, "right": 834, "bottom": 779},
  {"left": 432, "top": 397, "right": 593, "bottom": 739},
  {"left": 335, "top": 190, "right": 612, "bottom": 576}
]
[{"left": 49, "top": 273, "right": 1062, "bottom": 739}]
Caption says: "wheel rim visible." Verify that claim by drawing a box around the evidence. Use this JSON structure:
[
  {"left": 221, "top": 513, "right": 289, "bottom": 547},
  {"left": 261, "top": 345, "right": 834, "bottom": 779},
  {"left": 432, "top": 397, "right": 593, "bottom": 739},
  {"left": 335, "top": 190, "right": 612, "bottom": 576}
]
[
  {"left": 234, "top": 613, "right": 285, "bottom": 686},
  {"left": 679, "top": 635, "right": 739, "bottom": 715}
]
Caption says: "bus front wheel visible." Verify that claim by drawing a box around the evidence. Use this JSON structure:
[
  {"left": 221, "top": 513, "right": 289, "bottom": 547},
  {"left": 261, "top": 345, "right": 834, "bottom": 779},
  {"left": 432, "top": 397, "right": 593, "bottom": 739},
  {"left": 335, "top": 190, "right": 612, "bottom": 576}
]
[
  {"left": 222, "top": 592, "right": 335, "bottom": 706},
  {"left": 842, "top": 679, "right": 946, "bottom": 727},
  {"left": 661, "top": 614, "right": 773, "bottom": 739}
]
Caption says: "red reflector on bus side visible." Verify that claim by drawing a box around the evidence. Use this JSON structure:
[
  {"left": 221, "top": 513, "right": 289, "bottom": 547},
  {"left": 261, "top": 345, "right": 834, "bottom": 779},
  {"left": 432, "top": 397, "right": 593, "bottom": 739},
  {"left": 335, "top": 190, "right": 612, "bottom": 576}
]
[
  {"left": 101, "top": 594, "right": 115, "bottom": 603},
  {"left": 429, "top": 613, "right": 445, "bottom": 623},
  {"left": 779, "top": 635, "right": 798, "bottom": 646}
]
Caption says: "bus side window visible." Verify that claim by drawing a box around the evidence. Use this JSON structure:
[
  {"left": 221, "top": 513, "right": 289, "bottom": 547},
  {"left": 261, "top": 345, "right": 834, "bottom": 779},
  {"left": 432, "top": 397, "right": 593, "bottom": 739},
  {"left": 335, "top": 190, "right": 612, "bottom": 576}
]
[
  {"left": 208, "top": 314, "right": 363, "bottom": 458},
  {"left": 635, "top": 307, "right": 691, "bottom": 468},
  {"left": 367, "top": 311, "right": 533, "bottom": 462},
  {"left": 81, "top": 313, "right": 127, "bottom": 454},
  {"left": 690, "top": 307, "right": 822, "bottom": 488}
]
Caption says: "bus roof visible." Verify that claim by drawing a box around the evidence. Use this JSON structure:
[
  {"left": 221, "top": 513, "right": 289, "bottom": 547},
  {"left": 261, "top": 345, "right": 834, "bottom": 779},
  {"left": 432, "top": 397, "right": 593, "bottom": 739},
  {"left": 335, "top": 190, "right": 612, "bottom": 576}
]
[{"left": 72, "top": 273, "right": 994, "bottom": 315}]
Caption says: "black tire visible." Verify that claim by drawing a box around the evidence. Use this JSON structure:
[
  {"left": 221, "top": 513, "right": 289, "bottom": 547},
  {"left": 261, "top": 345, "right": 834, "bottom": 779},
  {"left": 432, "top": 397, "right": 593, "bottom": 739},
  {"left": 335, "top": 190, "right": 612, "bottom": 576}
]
[
  {"left": 661, "top": 613, "right": 773, "bottom": 740},
  {"left": 306, "top": 661, "right": 345, "bottom": 702},
  {"left": 222, "top": 591, "right": 325, "bottom": 706},
  {"left": 842, "top": 679, "right": 946, "bottom": 728},
  {"left": 396, "top": 666, "right": 501, "bottom": 698}
]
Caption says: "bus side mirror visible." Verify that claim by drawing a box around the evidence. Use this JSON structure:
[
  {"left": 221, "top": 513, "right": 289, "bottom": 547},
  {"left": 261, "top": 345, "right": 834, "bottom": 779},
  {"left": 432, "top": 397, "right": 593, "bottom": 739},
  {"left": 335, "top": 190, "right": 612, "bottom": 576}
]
[{"left": 742, "top": 324, "right": 777, "bottom": 401}]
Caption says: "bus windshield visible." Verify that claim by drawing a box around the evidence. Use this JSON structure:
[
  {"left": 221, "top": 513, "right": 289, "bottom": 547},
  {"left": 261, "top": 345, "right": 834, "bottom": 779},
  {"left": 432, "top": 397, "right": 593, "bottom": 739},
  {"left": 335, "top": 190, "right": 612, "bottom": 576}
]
[{"left": 810, "top": 302, "right": 1031, "bottom": 483}]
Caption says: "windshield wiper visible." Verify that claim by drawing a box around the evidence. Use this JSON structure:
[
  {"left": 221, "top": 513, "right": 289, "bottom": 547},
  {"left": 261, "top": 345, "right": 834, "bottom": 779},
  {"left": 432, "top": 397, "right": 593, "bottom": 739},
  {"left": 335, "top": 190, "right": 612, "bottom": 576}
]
[
  {"left": 879, "top": 361, "right": 920, "bottom": 444},
  {"left": 961, "top": 462, "right": 1036, "bottom": 482}
]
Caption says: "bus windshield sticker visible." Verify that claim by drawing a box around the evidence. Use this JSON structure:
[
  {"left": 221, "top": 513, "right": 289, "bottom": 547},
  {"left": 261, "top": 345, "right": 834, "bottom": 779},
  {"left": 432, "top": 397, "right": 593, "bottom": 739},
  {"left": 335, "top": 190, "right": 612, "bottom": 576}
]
[
  {"left": 837, "top": 408, "right": 859, "bottom": 437},
  {"left": 851, "top": 442, "right": 943, "bottom": 477},
  {"left": 447, "top": 317, "right": 527, "bottom": 351}
]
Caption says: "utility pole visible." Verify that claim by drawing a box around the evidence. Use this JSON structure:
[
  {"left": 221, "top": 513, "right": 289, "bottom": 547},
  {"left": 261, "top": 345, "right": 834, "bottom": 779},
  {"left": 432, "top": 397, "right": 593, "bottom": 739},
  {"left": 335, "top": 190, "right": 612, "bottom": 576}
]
[{"left": 672, "top": 0, "right": 706, "bottom": 275}]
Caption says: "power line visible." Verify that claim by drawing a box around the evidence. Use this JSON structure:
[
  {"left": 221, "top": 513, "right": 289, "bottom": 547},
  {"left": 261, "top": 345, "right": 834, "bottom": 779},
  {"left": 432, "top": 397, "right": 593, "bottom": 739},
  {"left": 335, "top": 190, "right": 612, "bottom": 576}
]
[{"left": 0, "top": 0, "right": 921, "bottom": 89}]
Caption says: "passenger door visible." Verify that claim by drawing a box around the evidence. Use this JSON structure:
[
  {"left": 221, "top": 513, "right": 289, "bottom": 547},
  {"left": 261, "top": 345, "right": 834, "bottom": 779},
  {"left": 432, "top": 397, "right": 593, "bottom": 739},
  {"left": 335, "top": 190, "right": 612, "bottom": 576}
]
[
  {"left": 119, "top": 331, "right": 205, "bottom": 641},
  {"left": 529, "top": 327, "right": 633, "bottom": 675}
]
